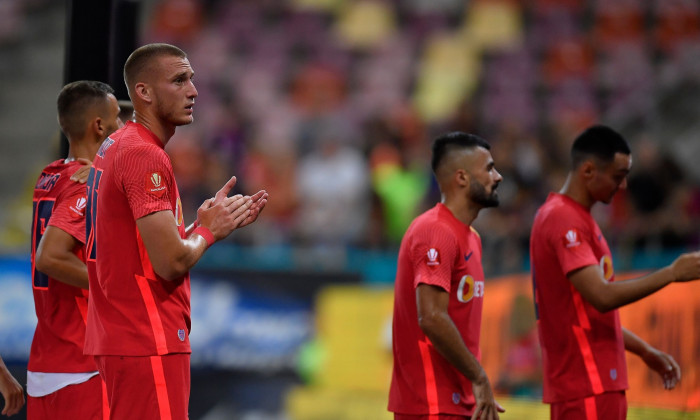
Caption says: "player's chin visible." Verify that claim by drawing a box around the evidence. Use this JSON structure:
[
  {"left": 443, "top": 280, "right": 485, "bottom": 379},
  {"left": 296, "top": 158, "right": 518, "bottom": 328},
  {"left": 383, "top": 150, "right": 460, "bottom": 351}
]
[{"left": 175, "top": 115, "right": 194, "bottom": 126}]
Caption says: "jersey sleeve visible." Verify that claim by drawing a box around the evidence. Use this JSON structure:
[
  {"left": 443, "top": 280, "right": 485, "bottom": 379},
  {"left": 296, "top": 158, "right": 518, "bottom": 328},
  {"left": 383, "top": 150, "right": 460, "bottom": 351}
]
[
  {"left": 548, "top": 210, "right": 598, "bottom": 276},
  {"left": 115, "top": 144, "right": 174, "bottom": 220},
  {"left": 47, "top": 178, "right": 88, "bottom": 244},
  {"left": 410, "top": 222, "right": 458, "bottom": 292}
]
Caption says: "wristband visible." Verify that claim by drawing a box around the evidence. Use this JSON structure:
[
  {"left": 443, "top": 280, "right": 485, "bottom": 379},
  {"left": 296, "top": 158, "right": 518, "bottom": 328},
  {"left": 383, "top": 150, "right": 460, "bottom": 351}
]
[{"left": 193, "top": 226, "right": 215, "bottom": 248}]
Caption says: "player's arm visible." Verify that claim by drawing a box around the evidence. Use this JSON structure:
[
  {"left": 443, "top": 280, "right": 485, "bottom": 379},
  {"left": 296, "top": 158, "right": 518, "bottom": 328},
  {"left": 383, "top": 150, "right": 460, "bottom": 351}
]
[
  {"left": 0, "top": 355, "right": 24, "bottom": 417},
  {"left": 416, "top": 284, "right": 504, "bottom": 420},
  {"left": 568, "top": 251, "right": 700, "bottom": 313},
  {"left": 623, "top": 327, "right": 680, "bottom": 390},
  {"left": 35, "top": 226, "right": 88, "bottom": 289},
  {"left": 136, "top": 193, "right": 253, "bottom": 281}
]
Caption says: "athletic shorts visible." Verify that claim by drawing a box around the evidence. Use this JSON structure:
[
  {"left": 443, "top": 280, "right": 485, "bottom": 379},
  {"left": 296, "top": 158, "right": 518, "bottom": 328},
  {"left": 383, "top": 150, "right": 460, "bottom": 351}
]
[
  {"left": 95, "top": 354, "right": 190, "bottom": 420},
  {"left": 550, "top": 391, "right": 627, "bottom": 420},
  {"left": 27, "top": 374, "right": 109, "bottom": 420},
  {"left": 394, "top": 414, "right": 470, "bottom": 420}
]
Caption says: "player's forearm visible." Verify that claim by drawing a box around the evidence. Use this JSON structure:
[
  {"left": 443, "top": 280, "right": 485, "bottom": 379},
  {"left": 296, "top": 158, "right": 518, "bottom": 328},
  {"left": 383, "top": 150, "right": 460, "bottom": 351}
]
[
  {"left": 622, "top": 327, "right": 653, "bottom": 357},
  {"left": 603, "top": 267, "right": 674, "bottom": 311},
  {"left": 419, "top": 312, "right": 487, "bottom": 384},
  {"left": 152, "top": 235, "right": 209, "bottom": 281},
  {"left": 35, "top": 251, "right": 89, "bottom": 289}
]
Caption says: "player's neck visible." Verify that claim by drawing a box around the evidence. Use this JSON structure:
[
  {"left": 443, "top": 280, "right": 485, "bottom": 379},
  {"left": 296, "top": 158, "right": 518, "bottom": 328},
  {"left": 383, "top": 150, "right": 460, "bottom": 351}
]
[
  {"left": 65, "top": 138, "right": 100, "bottom": 163},
  {"left": 560, "top": 173, "right": 594, "bottom": 210},
  {"left": 134, "top": 112, "right": 173, "bottom": 146},
  {"left": 442, "top": 196, "right": 478, "bottom": 226}
]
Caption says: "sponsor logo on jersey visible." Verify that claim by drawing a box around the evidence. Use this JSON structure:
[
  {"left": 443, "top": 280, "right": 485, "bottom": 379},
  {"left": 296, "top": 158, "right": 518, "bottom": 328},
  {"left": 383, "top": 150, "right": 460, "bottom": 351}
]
[
  {"left": 175, "top": 196, "right": 183, "bottom": 226},
  {"left": 96, "top": 137, "right": 115, "bottom": 158},
  {"left": 426, "top": 248, "right": 440, "bottom": 266},
  {"left": 564, "top": 229, "right": 581, "bottom": 248},
  {"left": 35, "top": 172, "right": 61, "bottom": 191},
  {"left": 464, "top": 251, "right": 473, "bottom": 262},
  {"left": 145, "top": 171, "right": 167, "bottom": 197},
  {"left": 178, "top": 329, "right": 186, "bottom": 341},
  {"left": 600, "top": 255, "right": 614, "bottom": 281},
  {"left": 69, "top": 196, "right": 87, "bottom": 217},
  {"left": 457, "top": 275, "right": 484, "bottom": 303}
]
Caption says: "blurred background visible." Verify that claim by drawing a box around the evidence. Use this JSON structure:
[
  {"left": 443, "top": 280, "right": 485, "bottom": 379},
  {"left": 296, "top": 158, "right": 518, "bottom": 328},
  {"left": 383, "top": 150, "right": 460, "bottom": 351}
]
[{"left": 0, "top": 0, "right": 700, "bottom": 419}]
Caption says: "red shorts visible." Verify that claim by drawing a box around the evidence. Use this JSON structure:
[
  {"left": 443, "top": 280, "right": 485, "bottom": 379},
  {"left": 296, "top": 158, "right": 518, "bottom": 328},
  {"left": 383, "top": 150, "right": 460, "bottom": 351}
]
[
  {"left": 551, "top": 391, "right": 627, "bottom": 420},
  {"left": 27, "top": 374, "right": 109, "bottom": 420},
  {"left": 95, "top": 354, "right": 190, "bottom": 420},
  {"left": 395, "top": 415, "right": 468, "bottom": 420}
]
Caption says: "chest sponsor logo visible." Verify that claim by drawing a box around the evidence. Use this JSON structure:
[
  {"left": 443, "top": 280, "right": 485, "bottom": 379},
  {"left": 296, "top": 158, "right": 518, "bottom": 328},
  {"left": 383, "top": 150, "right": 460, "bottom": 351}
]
[
  {"left": 426, "top": 248, "right": 440, "bottom": 266},
  {"left": 35, "top": 172, "right": 60, "bottom": 192},
  {"left": 69, "top": 196, "right": 87, "bottom": 218},
  {"left": 145, "top": 171, "right": 167, "bottom": 197},
  {"left": 457, "top": 275, "right": 484, "bottom": 303},
  {"left": 564, "top": 229, "right": 581, "bottom": 248}
]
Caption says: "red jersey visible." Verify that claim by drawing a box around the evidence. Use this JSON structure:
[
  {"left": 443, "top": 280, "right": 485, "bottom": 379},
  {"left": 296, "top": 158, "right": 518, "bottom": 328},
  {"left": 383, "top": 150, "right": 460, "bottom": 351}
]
[
  {"left": 389, "top": 203, "right": 484, "bottom": 416},
  {"left": 29, "top": 160, "right": 95, "bottom": 373},
  {"left": 84, "top": 121, "right": 190, "bottom": 356},
  {"left": 530, "top": 193, "right": 628, "bottom": 403}
]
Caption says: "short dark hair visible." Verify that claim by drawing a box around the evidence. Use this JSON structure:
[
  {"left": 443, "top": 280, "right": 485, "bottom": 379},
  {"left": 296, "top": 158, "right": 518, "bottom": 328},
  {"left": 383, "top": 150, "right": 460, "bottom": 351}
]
[
  {"left": 57, "top": 80, "right": 115, "bottom": 138},
  {"left": 571, "top": 125, "right": 631, "bottom": 168},
  {"left": 123, "top": 43, "right": 187, "bottom": 96},
  {"left": 431, "top": 132, "right": 491, "bottom": 173}
]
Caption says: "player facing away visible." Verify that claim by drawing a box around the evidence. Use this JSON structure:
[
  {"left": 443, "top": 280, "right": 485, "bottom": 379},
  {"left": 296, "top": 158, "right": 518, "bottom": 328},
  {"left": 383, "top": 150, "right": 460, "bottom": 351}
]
[
  {"left": 28, "top": 81, "right": 120, "bottom": 420},
  {"left": 389, "top": 132, "right": 506, "bottom": 420},
  {"left": 83, "top": 43, "right": 267, "bottom": 420},
  {"left": 530, "top": 125, "right": 700, "bottom": 420}
]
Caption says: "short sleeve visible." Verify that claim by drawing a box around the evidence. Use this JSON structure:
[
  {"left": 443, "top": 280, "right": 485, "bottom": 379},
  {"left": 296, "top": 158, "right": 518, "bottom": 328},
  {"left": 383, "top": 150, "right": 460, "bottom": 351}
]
[
  {"left": 410, "top": 223, "right": 458, "bottom": 292},
  {"left": 47, "top": 180, "right": 88, "bottom": 244},
  {"left": 548, "top": 212, "right": 598, "bottom": 277},
  {"left": 115, "top": 144, "right": 174, "bottom": 220}
]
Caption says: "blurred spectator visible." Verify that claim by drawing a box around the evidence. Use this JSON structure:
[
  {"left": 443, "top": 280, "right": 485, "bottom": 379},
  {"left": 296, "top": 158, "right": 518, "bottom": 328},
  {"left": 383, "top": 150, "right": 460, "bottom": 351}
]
[{"left": 295, "top": 129, "right": 370, "bottom": 246}]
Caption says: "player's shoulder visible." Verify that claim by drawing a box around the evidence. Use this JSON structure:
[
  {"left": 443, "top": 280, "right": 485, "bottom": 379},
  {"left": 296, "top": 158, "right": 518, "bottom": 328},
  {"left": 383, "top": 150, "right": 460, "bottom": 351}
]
[
  {"left": 409, "top": 208, "right": 457, "bottom": 240},
  {"left": 536, "top": 194, "right": 577, "bottom": 223},
  {"left": 113, "top": 125, "right": 168, "bottom": 162}
]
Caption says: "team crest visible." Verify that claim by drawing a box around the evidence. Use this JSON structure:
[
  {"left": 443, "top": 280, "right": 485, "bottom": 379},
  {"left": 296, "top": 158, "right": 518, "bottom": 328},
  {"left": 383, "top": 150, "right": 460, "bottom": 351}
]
[
  {"left": 69, "top": 196, "right": 87, "bottom": 217},
  {"left": 564, "top": 229, "right": 581, "bottom": 248},
  {"left": 178, "top": 329, "right": 186, "bottom": 341},
  {"left": 145, "top": 171, "right": 167, "bottom": 197},
  {"left": 426, "top": 248, "right": 440, "bottom": 266}
]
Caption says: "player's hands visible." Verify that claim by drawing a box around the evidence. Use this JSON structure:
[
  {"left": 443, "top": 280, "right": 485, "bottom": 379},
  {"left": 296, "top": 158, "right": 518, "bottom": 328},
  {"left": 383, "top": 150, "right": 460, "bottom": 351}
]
[
  {"left": 641, "top": 347, "right": 681, "bottom": 390},
  {"left": 69, "top": 158, "right": 93, "bottom": 184},
  {"left": 197, "top": 194, "right": 252, "bottom": 241},
  {"left": 206, "top": 176, "right": 268, "bottom": 230},
  {"left": 237, "top": 189, "right": 268, "bottom": 229},
  {"left": 471, "top": 374, "right": 505, "bottom": 420},
  {"left": 0, "top": 366, "right": 24, "bottom": 416},
  {"left": 670, "top": 251, "right": 700, "bottom": 282}
]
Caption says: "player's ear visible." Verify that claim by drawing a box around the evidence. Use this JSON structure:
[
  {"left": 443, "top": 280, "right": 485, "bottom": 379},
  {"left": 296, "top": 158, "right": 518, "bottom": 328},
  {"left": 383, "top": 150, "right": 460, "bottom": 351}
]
[
  {"left": 134, "top": 82, "right": 152, "bottom": 103},
  {"left": 455, "top": 168, "right": 470, "bottom": 187},
  {"left": 580, "top": 160, "right": 596, "bottom": 180},
  {"left": 94, "top": 117, "right": 105, "bottom": 137},
  {"left": 87, "top": 117, "right": 103, "bottom": 138}
]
